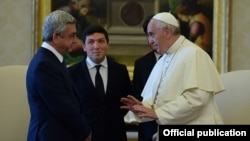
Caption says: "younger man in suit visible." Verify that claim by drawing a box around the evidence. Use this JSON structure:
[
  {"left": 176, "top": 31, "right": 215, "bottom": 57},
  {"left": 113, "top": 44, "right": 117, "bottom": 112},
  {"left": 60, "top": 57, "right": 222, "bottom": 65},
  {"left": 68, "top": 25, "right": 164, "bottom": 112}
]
[{"left": 68, "top": 25, "right": 132, "bottom": 141}]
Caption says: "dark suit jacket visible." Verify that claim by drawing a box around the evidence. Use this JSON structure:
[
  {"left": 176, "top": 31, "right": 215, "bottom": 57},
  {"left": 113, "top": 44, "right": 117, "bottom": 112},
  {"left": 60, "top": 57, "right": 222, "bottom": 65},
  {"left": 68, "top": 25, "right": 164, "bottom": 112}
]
[
  {"left": 68, "top": 57, "right": 132, "bottom": 141},
  {"left": 132, "top": 51, "right": 158, "bottom": 141},
  {"left": 26, "top": 47, "right": 90, "bottom": 141},
  {"left": 132, "top": 51, "right": 157, "bottom": 100}
]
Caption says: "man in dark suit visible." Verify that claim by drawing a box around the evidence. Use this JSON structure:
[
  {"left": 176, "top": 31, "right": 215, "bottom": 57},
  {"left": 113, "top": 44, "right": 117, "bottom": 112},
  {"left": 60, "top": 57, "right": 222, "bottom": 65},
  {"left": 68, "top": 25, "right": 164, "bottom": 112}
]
[
  {"left": 26, "top": 10, "right": 91, "bottom": 141},
  {"left": 132, "top": 15, "right": 162, "bottom": 141},
  {"left": 68, "top": 25, "right": 132, "bottom": 141}
]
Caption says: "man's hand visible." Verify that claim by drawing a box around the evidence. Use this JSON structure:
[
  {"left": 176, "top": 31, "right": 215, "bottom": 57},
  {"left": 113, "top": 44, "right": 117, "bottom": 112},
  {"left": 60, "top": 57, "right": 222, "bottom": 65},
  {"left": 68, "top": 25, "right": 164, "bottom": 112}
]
[
  {"left": 121, "top": 95, "right": 158, "bottom": 119},
  {"left": 152, "top": 132, "right": 157, "bottom": 141},
  {"left": 84, "top": 132, "right": 91, "bottom": 141},
  {"left": 132, "top": 104, "right": 158, "bottom": 119},
  {"left": 120, "top": 95, "right": 142, "bottom": 112}
]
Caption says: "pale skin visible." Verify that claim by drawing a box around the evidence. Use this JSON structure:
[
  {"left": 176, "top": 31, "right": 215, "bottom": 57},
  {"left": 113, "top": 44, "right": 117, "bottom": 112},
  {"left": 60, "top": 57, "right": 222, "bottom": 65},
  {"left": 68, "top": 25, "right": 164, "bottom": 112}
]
[
  {"left": 146, "top": 29, "right": 161, "bottom": 55},
  {"left": 147, "top": 19, "right": 179, "bottom": 54},
  {"left": 120, "top": 19, "right": 166, "bottom": 120},
  {"left": 49, "top": 23, "right": 77, "bottom": 55},
  {"left": 121, "top": 95, "right": 158, "bottom": 120},
  {"left": 83, "top": 32, "right": 108, "bottom": 64},
  {"left": 121, "top": 19, "right": 180, "bottom": 121},
  {"left": 49, "top": 23, "right": 84, "bottom": 61}
]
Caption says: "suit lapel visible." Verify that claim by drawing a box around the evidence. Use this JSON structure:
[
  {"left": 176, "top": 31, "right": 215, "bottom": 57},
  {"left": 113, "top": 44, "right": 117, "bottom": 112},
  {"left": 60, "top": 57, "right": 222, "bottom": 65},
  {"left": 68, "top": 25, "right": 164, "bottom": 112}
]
[
  {"left": 42, "top": 48, "right": 83, "bottom": 102},
  {"left": 81, "top": 61, "right": 95, "bottom": 88}
]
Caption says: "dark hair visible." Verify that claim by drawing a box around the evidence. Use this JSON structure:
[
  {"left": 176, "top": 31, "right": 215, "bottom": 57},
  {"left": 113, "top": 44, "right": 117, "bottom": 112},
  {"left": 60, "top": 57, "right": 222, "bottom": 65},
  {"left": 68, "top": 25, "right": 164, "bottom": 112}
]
[
  {"left": 142, "top": 14, "right": 154, "bottom": 34},
  {"left": 82, "top": 25, "right": 109, "bottom": 44}
]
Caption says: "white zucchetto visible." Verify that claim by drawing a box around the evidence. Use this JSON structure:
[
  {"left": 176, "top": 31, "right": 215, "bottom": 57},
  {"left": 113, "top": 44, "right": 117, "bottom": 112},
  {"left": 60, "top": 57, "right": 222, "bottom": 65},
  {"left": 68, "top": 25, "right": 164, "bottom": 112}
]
[{"left": 153, "top": 12, "right": 179, "bottom": 28}]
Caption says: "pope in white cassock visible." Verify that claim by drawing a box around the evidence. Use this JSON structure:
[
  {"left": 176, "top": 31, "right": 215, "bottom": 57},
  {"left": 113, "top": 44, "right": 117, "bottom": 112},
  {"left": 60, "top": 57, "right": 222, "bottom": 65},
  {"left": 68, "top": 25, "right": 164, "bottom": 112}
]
[{"left": 121, "top": 12, "right": 225, "bottom": 141}]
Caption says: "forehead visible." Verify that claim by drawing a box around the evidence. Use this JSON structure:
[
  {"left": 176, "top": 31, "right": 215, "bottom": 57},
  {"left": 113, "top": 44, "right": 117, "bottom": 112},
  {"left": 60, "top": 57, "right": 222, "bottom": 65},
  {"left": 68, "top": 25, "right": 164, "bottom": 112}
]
[
  {"left": 147, "top": 19, "right": 157, "bottom": 31},
  {"left": 64, "top": 24, "right": 76, "bottom": 32},
  {"left": 86, "top": 32, "right": 106, "bottom": 40}
]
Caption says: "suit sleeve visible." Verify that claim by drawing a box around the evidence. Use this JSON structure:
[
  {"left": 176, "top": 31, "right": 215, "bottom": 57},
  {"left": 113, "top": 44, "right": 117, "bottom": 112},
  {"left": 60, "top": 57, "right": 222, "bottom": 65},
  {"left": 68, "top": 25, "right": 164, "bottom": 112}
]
[
  {"left": 132, "top": 60, "right": 144, "bottom": 101},
  {"left": 35, "top": 62, "right": 91, "bottom": 140}
]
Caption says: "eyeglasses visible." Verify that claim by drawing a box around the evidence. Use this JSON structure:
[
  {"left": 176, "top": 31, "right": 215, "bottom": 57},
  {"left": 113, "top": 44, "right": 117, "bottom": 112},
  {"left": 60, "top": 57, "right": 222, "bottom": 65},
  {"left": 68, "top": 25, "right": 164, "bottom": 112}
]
[
  {"left": 62, "top": 33, "right": 76, "bottom": 39},
  {"left": 59, "top": 33, "right": 77, "bottom": 39}
]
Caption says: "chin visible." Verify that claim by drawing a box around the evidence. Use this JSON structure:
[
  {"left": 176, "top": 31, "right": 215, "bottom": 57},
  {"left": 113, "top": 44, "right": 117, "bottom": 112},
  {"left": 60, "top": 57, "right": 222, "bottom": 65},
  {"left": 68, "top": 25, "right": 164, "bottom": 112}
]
[{"left": 67, "top": 48, "right": 72, "bottom": 53}]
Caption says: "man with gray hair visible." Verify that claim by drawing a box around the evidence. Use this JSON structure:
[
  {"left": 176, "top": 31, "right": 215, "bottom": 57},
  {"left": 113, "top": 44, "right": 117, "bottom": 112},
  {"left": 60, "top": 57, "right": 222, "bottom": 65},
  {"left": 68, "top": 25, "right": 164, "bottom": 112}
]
[
  {"left": 26, "top": 10, "right": 91, "bottom": 141},
  {"left": 121, "top": 12, "right": 225, "bottom": 140}
]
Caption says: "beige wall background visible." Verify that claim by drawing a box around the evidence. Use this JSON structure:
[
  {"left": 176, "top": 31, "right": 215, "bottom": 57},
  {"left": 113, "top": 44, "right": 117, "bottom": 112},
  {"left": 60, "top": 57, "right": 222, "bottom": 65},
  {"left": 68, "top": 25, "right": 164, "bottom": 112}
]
[
  {"left": 0, "top": 0, "right": 34, "bottom": 66},
  {"left": 0, "top": 0, "right": 250, "bottom": 72},
  {"left": 230, "top": 0, "right": 250, "bottom": 70}
]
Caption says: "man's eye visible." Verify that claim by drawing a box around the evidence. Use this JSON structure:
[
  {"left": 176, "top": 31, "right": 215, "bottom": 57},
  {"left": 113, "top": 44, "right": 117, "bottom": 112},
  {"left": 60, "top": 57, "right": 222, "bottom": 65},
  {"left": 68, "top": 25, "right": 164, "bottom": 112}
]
[
  {"left": 99, "top": 40, "right": 105, "bottom": 43},
  {"left": 69, "top": 33, "right": 76, "bottom": 38},
  {"left": 88, "top": 40, "right": 94, "bottom": 44},
  {"left": 148, "top": 33, "right": 154, "bottom": 37}
]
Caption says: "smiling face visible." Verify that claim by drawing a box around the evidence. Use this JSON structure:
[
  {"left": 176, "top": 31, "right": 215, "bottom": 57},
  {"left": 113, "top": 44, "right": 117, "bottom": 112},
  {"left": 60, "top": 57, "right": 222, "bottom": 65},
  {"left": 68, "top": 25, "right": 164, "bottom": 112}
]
[{"left": 83, "top": 32, "right": 109, "bottom": 64}]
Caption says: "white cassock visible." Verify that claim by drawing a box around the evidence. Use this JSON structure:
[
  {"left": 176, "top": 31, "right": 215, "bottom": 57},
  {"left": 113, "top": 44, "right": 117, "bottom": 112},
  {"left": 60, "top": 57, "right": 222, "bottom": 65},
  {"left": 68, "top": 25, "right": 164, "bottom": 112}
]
[{"left": 133, "top": 35, "right": 225, "bottom": 125}]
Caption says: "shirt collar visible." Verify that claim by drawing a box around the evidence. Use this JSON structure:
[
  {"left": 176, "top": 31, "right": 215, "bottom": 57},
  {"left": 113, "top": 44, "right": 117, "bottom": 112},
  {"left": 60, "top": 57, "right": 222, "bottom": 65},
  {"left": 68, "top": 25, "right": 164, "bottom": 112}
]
[
  {"left": 41, "top": 42, "right": 64, "bottom": 63},
  {"left": 165, "top": 35, "right": 185, "bottom": 55},
  {"left": 154, "top": 52, "right": 162, "bottom": 61},
  {"left": 86, "top": 56, "right": 108, "bottom": 69}
]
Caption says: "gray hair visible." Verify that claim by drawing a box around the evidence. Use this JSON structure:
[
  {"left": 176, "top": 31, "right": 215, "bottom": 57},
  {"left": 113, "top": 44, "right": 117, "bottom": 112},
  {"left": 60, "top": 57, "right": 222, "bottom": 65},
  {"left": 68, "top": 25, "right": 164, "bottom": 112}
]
[
  {"left": 42, "top": 10, "right": 77, "bottom": 41},
  {"left": 155, "top": 20, "right": 180, "bottom": 35}
]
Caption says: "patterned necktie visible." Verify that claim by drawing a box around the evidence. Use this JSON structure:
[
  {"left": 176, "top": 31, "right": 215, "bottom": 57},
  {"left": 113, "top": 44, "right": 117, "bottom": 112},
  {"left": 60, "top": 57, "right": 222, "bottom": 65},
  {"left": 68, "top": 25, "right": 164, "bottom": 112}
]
[{"left": 95, "top": 65, "right": 105, "bottom": 97}]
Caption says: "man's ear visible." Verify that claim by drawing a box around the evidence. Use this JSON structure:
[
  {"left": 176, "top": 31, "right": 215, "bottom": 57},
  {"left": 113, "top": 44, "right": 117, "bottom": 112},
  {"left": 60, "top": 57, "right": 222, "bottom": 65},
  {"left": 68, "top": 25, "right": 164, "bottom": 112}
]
[
  {"left": 164, "top": 27, "right": 171, "bottom": 38},
  {"left": 82, "top": 43, "right": 87, "bottom": 52},
  {"left": 53, "top": 32, "right": 61, "bottom": 43}
]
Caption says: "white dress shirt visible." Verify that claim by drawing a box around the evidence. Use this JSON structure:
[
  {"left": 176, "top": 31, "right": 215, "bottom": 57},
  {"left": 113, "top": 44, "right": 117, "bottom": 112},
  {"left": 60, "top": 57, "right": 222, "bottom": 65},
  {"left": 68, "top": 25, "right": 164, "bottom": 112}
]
[{"left": 86, "top": 56, "right": 108, "bottom": 93}]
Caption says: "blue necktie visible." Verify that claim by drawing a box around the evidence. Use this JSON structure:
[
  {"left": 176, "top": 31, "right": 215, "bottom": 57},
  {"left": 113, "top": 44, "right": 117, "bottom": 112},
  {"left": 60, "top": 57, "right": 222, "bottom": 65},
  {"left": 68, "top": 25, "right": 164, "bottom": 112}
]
[{"left": 95, "top": 65, "right": 105, "bottom": 97}]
